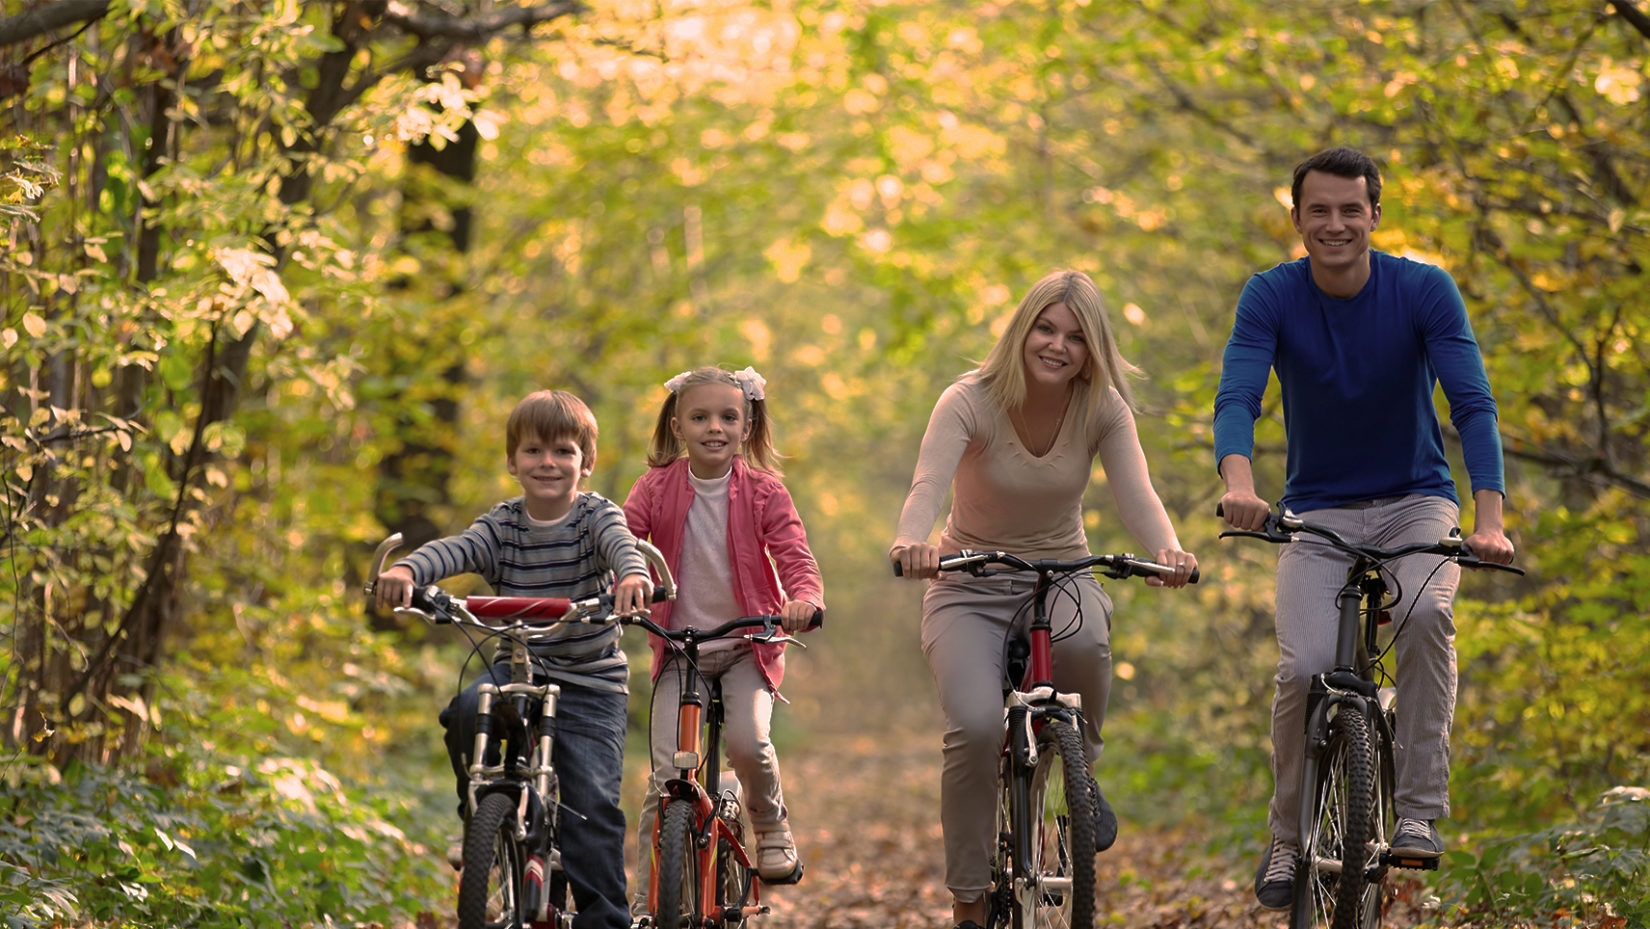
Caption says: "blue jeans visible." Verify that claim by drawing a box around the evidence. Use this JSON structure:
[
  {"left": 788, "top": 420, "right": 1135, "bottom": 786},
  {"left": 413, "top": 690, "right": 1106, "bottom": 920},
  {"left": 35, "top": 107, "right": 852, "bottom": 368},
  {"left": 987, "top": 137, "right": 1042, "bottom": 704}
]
[{"left": 441, "top": 664, "right": 630, "bottom": 929}]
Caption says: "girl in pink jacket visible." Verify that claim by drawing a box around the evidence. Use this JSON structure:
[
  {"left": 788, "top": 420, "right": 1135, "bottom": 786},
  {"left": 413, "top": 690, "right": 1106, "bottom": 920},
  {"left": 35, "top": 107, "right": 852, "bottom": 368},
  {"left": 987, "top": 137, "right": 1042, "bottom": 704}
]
[{"left": 623, "top": 366, "right": 824, "bottom": 904}]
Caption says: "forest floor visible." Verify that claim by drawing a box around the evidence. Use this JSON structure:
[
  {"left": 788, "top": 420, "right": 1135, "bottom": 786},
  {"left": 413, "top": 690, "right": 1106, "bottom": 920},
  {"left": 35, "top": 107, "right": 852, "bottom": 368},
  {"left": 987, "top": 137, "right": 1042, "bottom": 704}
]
[{"left": 743, "top": 725, "right": 1441, "bottom": 929}]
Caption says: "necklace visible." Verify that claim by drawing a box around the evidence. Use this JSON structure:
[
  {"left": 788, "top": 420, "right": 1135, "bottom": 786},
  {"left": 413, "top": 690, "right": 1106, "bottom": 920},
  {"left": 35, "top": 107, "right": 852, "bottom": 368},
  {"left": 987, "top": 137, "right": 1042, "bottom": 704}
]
[{"left": 1012, "top": 390, "right": 1072, "bottom": 458}]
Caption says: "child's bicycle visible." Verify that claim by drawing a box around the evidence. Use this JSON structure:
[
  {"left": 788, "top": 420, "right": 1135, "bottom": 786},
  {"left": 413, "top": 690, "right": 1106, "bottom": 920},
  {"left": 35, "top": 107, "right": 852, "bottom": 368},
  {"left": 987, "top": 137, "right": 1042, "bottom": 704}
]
[
  {"left": 898, "top": 549, "right": 1198, "bottom": 929},
  {"left": 1217, "top": 507, "right": 1521, "bottom": 929},
  {"left": 627, "top": 610, "right": 822, "bottom": 929},
  {"left": 365, "top": 533, "right": 676, "bottom": 929}
]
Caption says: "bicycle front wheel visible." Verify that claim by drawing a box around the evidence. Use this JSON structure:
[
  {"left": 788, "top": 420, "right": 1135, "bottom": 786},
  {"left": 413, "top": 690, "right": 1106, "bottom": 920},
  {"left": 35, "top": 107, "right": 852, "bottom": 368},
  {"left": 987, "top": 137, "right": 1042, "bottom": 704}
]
[
  {"left": 457, "top": 791, "right": 525, "bottom": 929},
  {"left": 1297, "top": 703, "right": 1377, "bottom": 929},
  {"left": 654, "top": 798, "right": 702, "bottom": 929},
  {"left": 1008, "top": 718, "right": 1096, "bottom": 929}
]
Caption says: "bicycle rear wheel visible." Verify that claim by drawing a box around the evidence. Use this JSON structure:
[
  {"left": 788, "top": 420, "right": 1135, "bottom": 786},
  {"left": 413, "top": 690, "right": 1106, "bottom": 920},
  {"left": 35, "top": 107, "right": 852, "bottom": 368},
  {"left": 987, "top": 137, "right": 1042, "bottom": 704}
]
[
  {"left": 654, "top": 799, "right": 702, "bottom": 929},
  {"left": 714, "top": 828, "right": 752, "bottom": 921},
  {"left": 1009, "top": 719, "right": 1095, "bottom": 929},
  {"left": 457, "top": 791, "right": 525, "bottom": 929},
  {"left": 1297, "top": 703, "right": 1377, "bottom": 929}
]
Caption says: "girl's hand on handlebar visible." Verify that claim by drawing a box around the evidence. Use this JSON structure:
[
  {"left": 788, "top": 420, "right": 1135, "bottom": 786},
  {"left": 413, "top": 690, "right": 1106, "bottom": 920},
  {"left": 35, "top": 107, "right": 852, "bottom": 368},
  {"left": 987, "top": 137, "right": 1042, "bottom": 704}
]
[
  {"left": 613, "top": 573, "right": 652, "bottom": 616},
  {"left": 1148, "top": 548, "right": 1198, "bottom": 588},
  {"left": 779, "top": 599, "right": 817, "bottom": 634},
  {"left": 375, "top": 565, "right": 415, "bottom": 610},
  {"left": 891, "top": 542, "right": 940, "bottom": 579}
]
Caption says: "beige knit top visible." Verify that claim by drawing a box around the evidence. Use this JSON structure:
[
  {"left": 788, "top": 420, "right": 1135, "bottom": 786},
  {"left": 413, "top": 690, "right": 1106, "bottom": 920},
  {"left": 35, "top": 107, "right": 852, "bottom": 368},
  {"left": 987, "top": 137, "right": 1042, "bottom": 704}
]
[{"left": 892, "top": 374, "right": 1181, "bottom": 561}]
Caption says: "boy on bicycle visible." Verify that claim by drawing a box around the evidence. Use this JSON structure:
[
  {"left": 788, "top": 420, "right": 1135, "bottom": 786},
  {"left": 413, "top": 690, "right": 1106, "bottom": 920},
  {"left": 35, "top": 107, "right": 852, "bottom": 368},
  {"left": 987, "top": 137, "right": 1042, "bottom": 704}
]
[
  {"left": 375, "top": 389, "right": 651, "bottom": 929},
  {"left": 1213, "top": 147, "right": 1515, "bottom": 909}
]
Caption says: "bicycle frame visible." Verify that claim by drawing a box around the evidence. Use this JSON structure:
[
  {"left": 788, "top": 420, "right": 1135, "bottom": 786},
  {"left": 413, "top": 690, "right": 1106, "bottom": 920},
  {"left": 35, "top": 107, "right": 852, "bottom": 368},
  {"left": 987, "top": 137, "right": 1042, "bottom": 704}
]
[
  {"left": 916, "top": 549, "right": 1196, "bottom": 929},
  {"left": 365, "top": 532, "right": 678, "bottom": 929},
  {"left": 654, "top": 652, "right": 759, "bottom": 925}
]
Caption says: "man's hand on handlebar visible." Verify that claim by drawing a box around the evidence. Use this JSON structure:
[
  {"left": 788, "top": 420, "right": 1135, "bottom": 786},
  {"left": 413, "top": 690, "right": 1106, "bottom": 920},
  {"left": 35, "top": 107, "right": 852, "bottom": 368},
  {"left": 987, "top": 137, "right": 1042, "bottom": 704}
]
[
  {"left": 375, "top": 565, "right": 416, "bottom": 611},
  {"left": 613, "top": 572, "right": 652, "bottom": 617},
  {"left": 890, "top": 542, "right": 940, "bottom": 579},
  {"left": 1219, "top": 488, "right": 1270, "bottom": 532},
  {"left": 1147, "top": 547, "right": 1199, "bottom": 589},
  {"left": 1464, "top": 526, "right": 1516, "bottom": 567}
]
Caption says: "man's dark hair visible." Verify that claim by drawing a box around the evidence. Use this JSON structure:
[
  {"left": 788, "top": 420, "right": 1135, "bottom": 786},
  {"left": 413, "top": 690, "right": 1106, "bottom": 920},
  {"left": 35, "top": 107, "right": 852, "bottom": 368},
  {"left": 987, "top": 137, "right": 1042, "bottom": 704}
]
[{"left": 1291, "top": 146, "right": 1382, "bottom": 211}]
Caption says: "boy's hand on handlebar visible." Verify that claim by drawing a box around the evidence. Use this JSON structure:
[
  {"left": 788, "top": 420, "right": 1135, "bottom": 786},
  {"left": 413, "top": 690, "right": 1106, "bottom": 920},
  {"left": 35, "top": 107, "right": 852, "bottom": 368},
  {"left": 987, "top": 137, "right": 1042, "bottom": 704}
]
[
  {"left": 779, "top": 600, "right": 817, "bottom": 634},
  {"left": 1148, "top": 548, "right": 1198, "bottom": 588},
  {"left": 891, "top": 543, "right": 940, "bottom": 579},
  {"left": 374, "top": 565, "right": 415, "bottom": 611},
  {"left": 1464, "top": 526, "right": 1516, "bottom": 566},
  {"left": 1219, "top": 489, "right": 1270, "bottom": 532},
  {"left": 613, "top": 573, "right": 652, "bottom": 616}
]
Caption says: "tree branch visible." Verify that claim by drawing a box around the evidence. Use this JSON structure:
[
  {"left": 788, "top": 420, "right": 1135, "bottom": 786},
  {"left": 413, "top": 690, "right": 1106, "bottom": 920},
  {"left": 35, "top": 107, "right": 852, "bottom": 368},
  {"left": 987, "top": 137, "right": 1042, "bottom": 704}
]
[
  {"left": 381, "top": 0, "right": 586, "bottom": 41},
  {"left": 0, "top": 0, "right": 108, "bottom": 49},
  {"left": 1609, "top": 0, "right": 1650, "bottom": 41}
]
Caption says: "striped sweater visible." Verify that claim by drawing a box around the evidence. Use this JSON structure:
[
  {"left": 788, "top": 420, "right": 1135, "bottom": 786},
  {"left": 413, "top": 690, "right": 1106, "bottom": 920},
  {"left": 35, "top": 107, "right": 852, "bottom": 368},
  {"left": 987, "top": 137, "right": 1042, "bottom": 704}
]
[{"left": 394, "top": 493, "right": 649, "bottom": 693}]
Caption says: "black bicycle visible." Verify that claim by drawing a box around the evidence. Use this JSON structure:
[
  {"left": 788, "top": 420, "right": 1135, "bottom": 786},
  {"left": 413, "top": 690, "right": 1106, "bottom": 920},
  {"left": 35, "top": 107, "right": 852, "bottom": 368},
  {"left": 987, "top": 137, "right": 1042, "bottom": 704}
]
[
  {"left": 1218, "top": 508, "right": 1521, "bottom": 929},
  {"left": 899, "top": 550, "right": 1197, "bottom": 929},
  {"left": 365, "top": 533, "right": 675, "bottom": 929}
]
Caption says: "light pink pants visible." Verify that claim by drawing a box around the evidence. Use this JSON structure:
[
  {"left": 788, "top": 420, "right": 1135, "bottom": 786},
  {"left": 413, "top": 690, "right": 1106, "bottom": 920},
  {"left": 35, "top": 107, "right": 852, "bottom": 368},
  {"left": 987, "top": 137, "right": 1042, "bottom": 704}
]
[{"left": 921, "top": 570, "right": 1112, "bottom": 901}]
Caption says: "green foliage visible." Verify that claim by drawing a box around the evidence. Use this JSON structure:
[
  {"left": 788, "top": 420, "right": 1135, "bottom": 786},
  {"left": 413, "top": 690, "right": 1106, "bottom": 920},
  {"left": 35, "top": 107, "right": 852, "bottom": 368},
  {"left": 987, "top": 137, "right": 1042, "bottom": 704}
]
[
  {"left": 0, "top": 747, "right": 447, "bottom": 929},
  {"left": 1435, "top": 787, "right": 1650, "bottom": 926}
]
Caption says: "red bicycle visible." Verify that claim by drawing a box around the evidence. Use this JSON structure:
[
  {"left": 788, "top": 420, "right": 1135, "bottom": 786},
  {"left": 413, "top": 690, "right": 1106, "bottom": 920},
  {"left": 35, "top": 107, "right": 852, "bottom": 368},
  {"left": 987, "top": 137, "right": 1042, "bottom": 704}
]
[
  {"left": 900, "top": 550, "right": 1197, "bottom": 929},
  {"left": 629, "top": 610, "right": 820, "bottom": 929}
]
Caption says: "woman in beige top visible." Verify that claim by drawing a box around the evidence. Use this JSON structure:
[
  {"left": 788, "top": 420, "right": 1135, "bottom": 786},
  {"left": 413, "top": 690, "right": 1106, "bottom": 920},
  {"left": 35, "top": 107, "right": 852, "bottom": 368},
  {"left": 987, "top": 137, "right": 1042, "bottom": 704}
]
[{"left": 890, "top": 269, "right": 1197, "bottom": 929}]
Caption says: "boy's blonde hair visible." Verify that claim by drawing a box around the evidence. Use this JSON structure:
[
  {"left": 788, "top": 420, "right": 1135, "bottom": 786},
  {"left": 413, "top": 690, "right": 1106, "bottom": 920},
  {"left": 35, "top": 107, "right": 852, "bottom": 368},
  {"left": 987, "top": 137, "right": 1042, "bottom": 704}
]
[
  {"left": 506, "top": 390, "right": 599, "bottom": 463},
  {"left": 647, "top": 366, "right": 782, "bottom": 475},
  {"left": 976, "top": 269, "right": 1142, "bottom": 413}
]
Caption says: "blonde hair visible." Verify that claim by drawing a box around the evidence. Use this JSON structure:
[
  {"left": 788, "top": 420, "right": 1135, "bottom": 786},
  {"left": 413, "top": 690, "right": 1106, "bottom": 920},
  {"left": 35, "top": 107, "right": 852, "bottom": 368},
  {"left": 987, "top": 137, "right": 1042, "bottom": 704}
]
[
  {"left": 646, "top": 367, "right": 783, "bottom": 475},
  {"left": 506, "top": 390, "right": 599, "bottom": 463},
  {"left": 976, "top": 269, "right": 1141, "bottom": 413}
]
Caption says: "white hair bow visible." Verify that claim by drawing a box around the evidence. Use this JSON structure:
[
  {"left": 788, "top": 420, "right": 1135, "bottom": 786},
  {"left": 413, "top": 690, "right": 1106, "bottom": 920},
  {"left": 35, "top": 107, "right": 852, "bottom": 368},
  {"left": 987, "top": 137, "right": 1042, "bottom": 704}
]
[
  {"left": 663, "top": 370, "right": 693, "bottom": 393},
  {"left": 731, "top": 366, "right": 766, "bottom": 401}
]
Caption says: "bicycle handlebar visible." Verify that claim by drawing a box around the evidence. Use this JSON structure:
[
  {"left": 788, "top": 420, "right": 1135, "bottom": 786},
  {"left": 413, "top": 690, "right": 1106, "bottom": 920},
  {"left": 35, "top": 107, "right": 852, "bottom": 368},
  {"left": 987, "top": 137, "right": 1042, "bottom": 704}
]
[
  {"left": 894, "top": 549, "right": 1200, "bottom": 584},
  {"left": 1215, "top": 504, "right": 1525, "bottom": 575}
]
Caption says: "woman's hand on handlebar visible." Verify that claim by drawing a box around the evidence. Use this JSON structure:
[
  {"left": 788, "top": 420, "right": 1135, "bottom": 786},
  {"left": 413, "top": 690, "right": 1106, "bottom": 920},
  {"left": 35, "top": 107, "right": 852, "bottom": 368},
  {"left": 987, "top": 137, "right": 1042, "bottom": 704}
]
[
  {"left": 613, "top": 573, "right": 653, "bottom": 616},
  {"left": 375, "top": 565, "right": 416, "bottom": 611},
  {"left": 891, "top": 542, "right": 940, "bottom": 579},
  {"left": 1464, "top": 526, "right": 1516, "bottom": 566},
  {"left": 1147, "top": 547, "right": 1199, "bottom": 588}
]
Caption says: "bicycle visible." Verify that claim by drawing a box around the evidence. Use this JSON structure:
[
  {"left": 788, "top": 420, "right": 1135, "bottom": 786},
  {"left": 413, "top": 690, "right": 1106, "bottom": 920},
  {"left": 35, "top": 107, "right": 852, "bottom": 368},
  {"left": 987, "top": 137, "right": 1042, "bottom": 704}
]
[
  {"left": 1217, "top": 507, "right": 1522, "bottom": 929},
  {"left": 365, "top": 532, "right": 676, "bottom": 929},
  {"left": 628, "top": 610, "right": 822, "bottom": 929},
  {"left": 898, "top": 549, "right": 1199, "bottom": 929}
]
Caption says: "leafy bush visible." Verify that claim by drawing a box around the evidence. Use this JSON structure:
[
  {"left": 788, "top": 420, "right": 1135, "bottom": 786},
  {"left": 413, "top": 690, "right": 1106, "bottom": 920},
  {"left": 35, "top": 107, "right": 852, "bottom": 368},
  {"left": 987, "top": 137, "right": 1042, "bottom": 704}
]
[
  {"left": 1436, "top": 786, "right": 1650, "bottom": 926},
  {"left": 0, "top": 747, "right": 448, "bottom": 929}
]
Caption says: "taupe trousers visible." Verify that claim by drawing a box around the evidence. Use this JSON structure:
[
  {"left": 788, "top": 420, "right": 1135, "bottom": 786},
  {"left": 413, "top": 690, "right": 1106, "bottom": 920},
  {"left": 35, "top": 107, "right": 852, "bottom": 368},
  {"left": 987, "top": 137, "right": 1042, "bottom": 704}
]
[
  {"left": 636, "top": 647, "right": 784, "bottom": 903},
  {"left": 921, "top": 570, "right": 1113, "bottom": 901},
  {"left": 1268, "top": 494, "right": 1462, "bottom": 846}
]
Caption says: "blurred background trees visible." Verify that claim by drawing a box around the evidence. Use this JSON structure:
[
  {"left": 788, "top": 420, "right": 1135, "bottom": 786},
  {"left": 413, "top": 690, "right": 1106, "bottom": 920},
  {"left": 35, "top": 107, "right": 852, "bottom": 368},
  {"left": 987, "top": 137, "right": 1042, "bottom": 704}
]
[{"left": 3, "top": 0, "right": 1645, "bottom": 924}]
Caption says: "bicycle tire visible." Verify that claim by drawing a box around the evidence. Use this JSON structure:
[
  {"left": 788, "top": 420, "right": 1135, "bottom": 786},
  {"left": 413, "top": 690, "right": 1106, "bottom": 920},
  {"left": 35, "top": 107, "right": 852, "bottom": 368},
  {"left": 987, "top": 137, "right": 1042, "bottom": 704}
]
[
  {"left": 1009, "top": 718, "right": 1096, "bottom": 929},
  {"left": 1296, "top": 704, "right": 1376, "bottom": 929},
  {"left": 654, "top": 799, "right": 701, "bottom": 929},
  {"left": 457, "top": 791, "right": 525, "bottom": 929},
  {"left": 715, "top": 830, "right": 752, "bottom": 921}
]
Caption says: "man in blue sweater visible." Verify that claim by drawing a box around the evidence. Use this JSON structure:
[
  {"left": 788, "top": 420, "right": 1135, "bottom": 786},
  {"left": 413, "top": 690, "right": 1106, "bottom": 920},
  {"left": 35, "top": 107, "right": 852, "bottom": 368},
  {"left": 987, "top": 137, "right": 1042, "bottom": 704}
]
[{"left": 1213, "top": 146, "right": 1516, "bottom": 909}]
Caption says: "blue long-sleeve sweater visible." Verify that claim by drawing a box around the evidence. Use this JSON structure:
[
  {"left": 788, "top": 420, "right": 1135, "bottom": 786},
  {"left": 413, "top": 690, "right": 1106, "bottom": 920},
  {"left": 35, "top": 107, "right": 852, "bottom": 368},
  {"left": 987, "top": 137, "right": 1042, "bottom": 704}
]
[{"left": 1213, "top": 251, "right": 1504, "bottom": 512}]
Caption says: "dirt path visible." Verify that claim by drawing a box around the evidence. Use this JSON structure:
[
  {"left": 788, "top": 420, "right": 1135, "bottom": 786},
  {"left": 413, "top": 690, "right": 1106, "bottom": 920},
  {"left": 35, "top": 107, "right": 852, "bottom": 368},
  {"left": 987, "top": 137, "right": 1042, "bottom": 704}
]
[{"left": 746, "top": 726, "right": 1436, "bottom": 929}]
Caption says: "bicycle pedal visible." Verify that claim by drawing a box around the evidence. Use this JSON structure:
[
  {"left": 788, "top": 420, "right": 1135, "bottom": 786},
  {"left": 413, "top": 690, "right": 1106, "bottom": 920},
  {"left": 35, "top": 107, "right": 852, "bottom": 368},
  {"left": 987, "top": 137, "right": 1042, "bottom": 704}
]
[{"left": 1390, "top": 854, "right": 1441, "bottom": 871}]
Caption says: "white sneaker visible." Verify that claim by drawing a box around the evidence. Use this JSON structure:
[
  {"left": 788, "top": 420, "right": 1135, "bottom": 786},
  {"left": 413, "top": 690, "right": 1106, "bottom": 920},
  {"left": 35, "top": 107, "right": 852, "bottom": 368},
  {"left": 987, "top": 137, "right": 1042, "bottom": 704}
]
[{"left": 754, "top": 824, "right": 803, "bottom": 884}]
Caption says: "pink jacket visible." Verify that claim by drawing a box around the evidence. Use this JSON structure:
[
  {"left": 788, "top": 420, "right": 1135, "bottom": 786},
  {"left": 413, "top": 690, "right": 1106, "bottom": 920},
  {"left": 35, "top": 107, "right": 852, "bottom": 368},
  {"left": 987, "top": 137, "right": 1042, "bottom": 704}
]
[{"left": 622, "top": 456, "right": 825, "bottom": 690}]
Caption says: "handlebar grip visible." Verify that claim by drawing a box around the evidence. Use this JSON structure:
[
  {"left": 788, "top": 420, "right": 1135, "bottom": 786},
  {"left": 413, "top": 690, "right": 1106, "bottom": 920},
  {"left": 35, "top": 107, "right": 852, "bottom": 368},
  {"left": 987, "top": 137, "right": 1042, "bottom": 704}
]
[
  {"left": 1189, "top": 567, "right": 1200, "bottom": 584},
  {"left": 650, "top": 585, "right": 671, "bottom": 604},
  {"left": 807, "top": 608, "right": 825, "bottom": 630},
  {"left": 892, "top": 561, "right": 903, "bottom": 578},
  {"left": 1215, "top": 502, "right": 1224, "bottom": 518}
]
